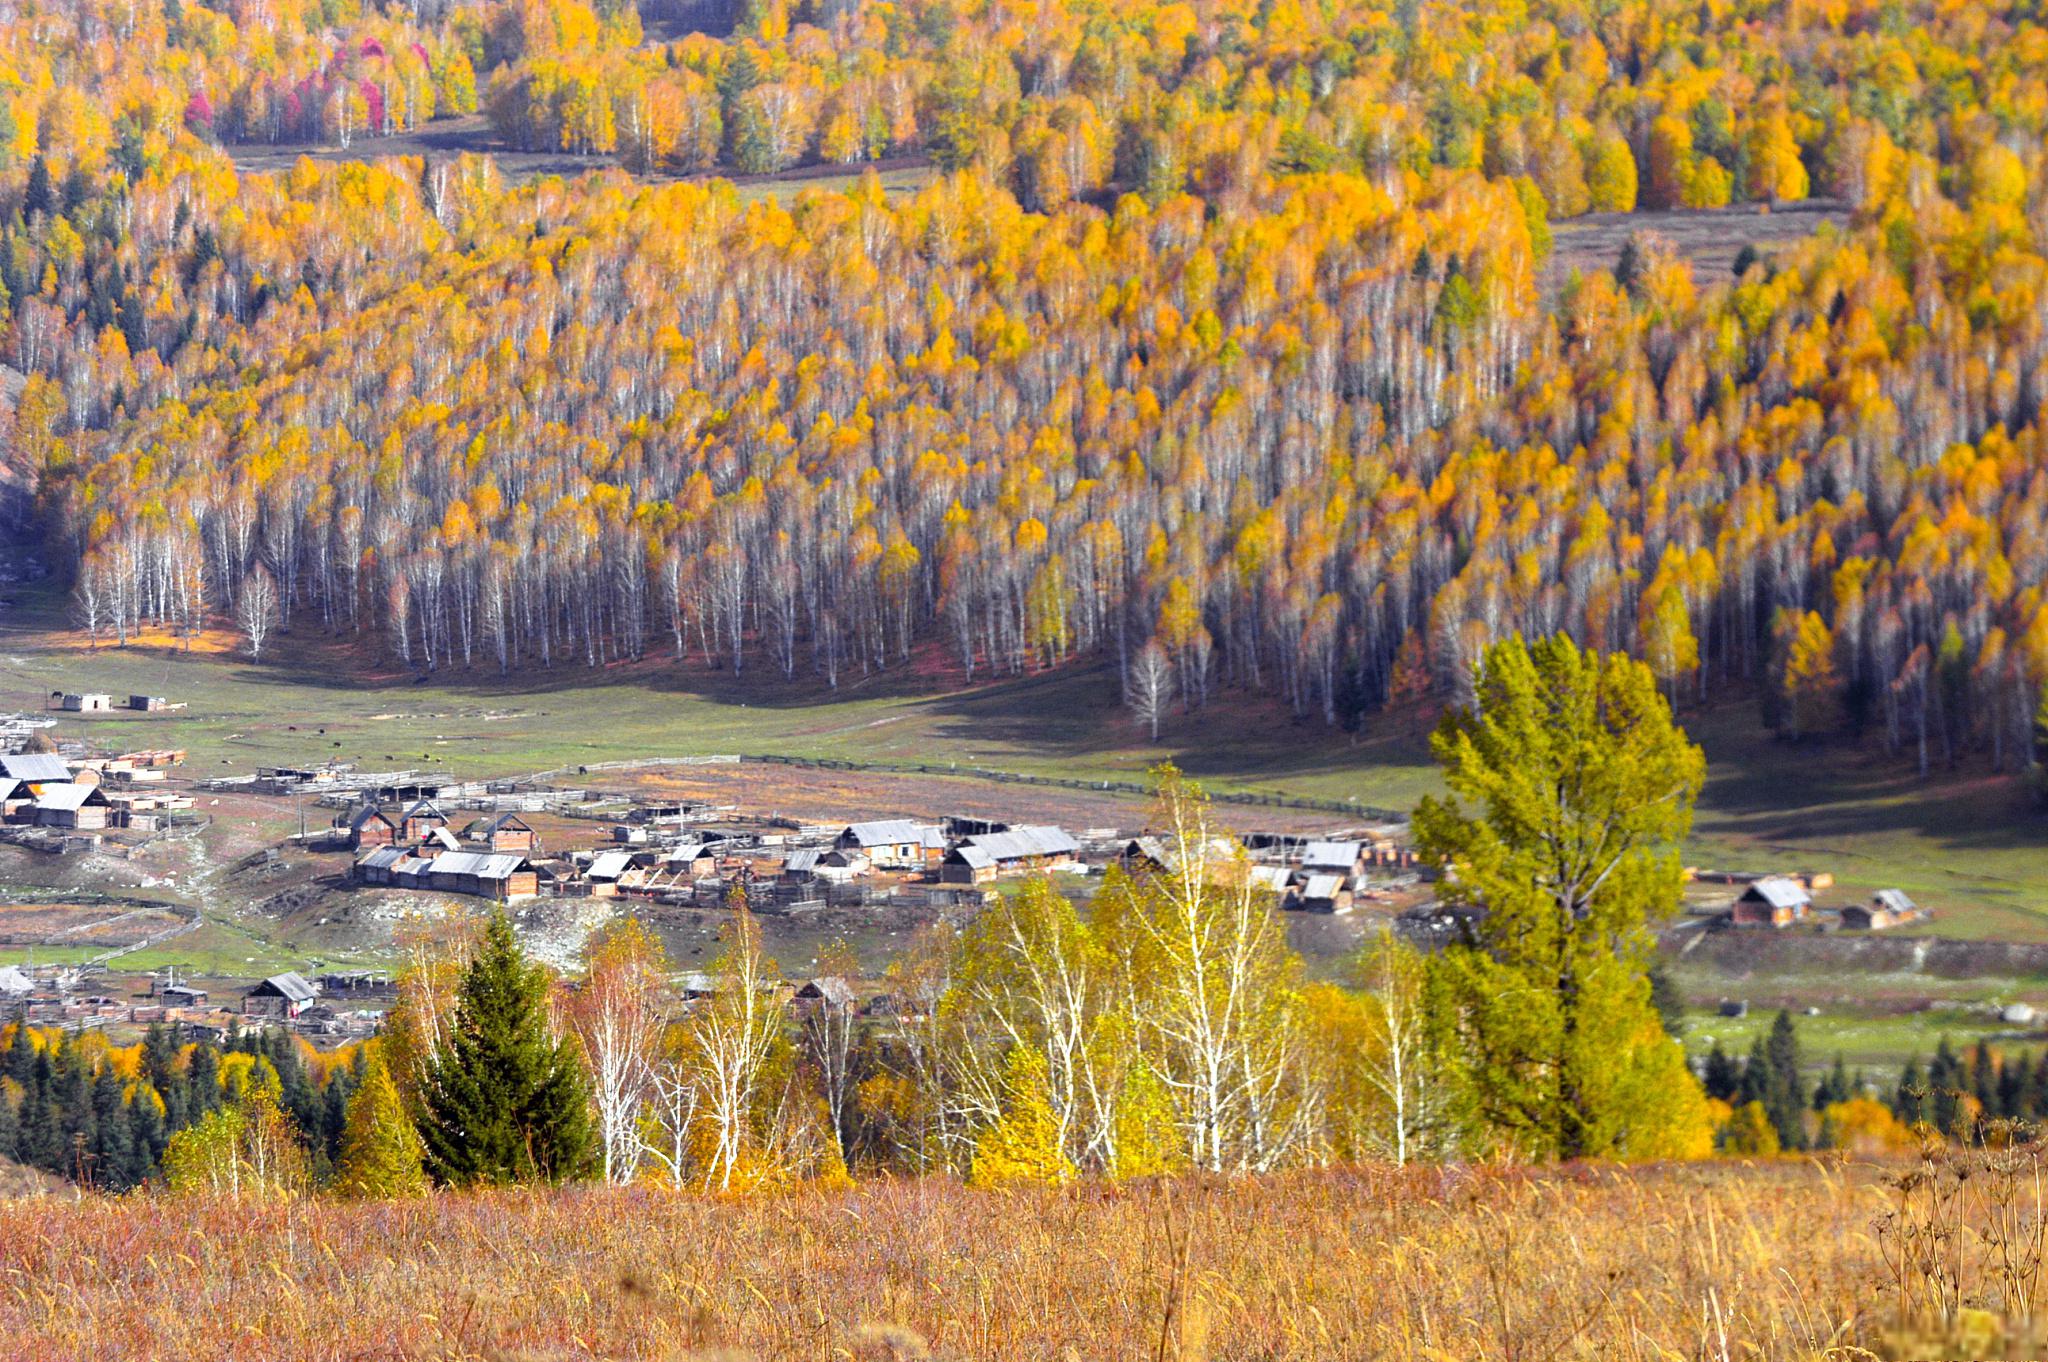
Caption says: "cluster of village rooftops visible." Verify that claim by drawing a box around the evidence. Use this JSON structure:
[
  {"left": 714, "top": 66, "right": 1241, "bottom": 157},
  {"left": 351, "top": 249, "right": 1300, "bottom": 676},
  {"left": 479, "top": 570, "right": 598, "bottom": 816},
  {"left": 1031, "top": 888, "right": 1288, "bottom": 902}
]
[
  {"left": 0, "top": 750, "right": 190, "bottom": 833},
  {"left": 342, "top": 796, "right": 1422, "bottom": 913}
]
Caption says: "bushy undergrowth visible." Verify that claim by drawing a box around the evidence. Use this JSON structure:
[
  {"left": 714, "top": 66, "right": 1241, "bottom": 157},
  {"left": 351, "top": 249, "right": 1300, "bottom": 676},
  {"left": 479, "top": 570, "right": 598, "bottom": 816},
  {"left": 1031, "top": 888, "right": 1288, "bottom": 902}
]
[{"left": 0, "top": 1160, "right": 1905, "bottom": 1361}]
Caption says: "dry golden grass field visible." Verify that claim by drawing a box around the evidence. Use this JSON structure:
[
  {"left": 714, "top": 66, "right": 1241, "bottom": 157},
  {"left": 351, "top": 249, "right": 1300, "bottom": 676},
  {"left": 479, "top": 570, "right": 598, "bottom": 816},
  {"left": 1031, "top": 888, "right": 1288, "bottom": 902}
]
[{"left": 0, "top": 1158, "right": 1993, "bottom": 1362}]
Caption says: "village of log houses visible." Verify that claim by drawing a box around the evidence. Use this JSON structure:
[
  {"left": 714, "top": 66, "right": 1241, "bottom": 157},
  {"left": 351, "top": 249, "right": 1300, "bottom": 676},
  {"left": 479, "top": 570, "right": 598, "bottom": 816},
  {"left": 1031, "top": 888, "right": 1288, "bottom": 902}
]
[{"left": 0, "top": 687, "right": 1946, "bottom": 1055}]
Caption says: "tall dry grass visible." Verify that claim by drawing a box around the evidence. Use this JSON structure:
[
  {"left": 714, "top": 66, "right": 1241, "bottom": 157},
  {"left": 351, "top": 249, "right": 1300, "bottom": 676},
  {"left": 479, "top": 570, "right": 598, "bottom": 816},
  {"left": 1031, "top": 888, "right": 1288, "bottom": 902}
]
[{"left": 0, "top": 1160, "right": 1896, "bottom": 1361}]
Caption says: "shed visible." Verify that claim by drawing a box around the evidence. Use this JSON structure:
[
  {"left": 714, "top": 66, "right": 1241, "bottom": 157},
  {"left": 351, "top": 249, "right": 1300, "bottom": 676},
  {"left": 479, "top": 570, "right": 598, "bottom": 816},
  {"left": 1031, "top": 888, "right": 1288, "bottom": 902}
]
[
  {"left": 34, "top": 783, "right": 110, "bottom": 829},
  {"left": 390, "top": 853, "right": 435, "bottom": 889},
  {"left": 1284, "top": 873, "right": 1354, "bottom": 914},
  {"left": 344, "top": 803, "right": 399, "bottom": 849},
  {"left": 939, "top": 844, "right": 998, "bottom": 885},
  {"left": 60, "top": 693, "right": 113, "bottom": 712},
  {"left": 1300, "top": 840, "right": 1365, "bottom": 875},
  {"left": 354, "top": 844, "right": 405, "bottom": 885},
  {"left": 0, "top": 753, "right": 71, "bottom": 787},
  {"left": 1120, "top": 833, "right": 1239, "bottom": 878},
  {"left": 245, "top": 971, "right": 318, "bottom": 1019},
  {"left": 794, "top": 976, "right": 856, "bottom": 1009},
  {"left": 1730, "top": 877, "right": 1811, "bottom": 928},
  {"left": 464, "top": 812, "right": 538, "bottom": 853},
  {"left": 662, "top": 844, "right": 717, "bottom": 877},
  {"left": 836, "top": 819, "right": 944, "bottom": 869},
  {"left": 159, "top": 984, "right": 209, "bottom": 1007},
  {"left": 584, "top": 850, "right": 633, "bottom": 896},
  {"left": 128, "top": 695, "right": 172, "bottom": 711},
  {"left": 428, "top": 850, "right": 539, "bottom": 901},
  {"left": 961, "top": 825, "right": 1080, "bottom": 872},
  {"left": 418, "top": 825, "right": 463, "bottom": 852},
  {"left": 1842, "top": 889, "right": 1924, "bottom": 931},
  {"left": 399, "top": 798, "right": 449, "bottom": 843}
]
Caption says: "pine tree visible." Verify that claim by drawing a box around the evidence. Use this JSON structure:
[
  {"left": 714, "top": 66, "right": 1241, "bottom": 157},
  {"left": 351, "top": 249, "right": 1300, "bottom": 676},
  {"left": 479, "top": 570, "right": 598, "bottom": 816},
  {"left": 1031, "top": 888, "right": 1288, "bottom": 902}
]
[
  {"left": 1997, "top": 1050, "right": 2026, "bottom": 1119},
  {"left": 334, "top": 1057, "right": 427, "bottom": 1198},
  {"left": 418, "top": 910, "right": 594, "bottom": 1186},
  {"left": 126, "top": 1089, "right": 166, "bottom": 1184},
  {"left": 1738, "top": 1036, "right": 1772, "bottom": 1107},
  {"left": 22, "top": 154, "right": 51, "bottom": 217},
  {"left": 1701, "top": 1042, "right": 1740, "bottom": 1102},
  {"left": 1763, "top": 1010, "right": 1807, "bottom": 1150},
  {"left": 1894, "top": 1054, "right": 1927, "bottom": 1125}
]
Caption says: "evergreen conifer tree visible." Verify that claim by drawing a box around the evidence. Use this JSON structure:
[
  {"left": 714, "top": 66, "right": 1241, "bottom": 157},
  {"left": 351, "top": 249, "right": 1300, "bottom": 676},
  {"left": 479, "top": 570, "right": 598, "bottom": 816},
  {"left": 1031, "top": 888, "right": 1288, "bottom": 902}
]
[
  {"left": 1894, "top": 1054, "right": 1927, "bottom": 1125},
  {"left": 1998, "top": 1049, "right": 2026, "bottom": 1119},
  {"left": 418, "top": 910, "right": 594, "bottom": 1186},
  {"left": 1701, "top": 1042, "right": 1740, "bottom": 1101},
  {"left": 1928, "top": 1038, "right": 1963, "bottom": 1135},
  {"left": 1763, "top": 1010, "right": 1807, "bottom": 1150},
  {"left": 127, "top": 1088, "right": 166, "bottom": 1183},
  {"left": 334, "top": 1057, "right": 427, "bottom": 1198}
]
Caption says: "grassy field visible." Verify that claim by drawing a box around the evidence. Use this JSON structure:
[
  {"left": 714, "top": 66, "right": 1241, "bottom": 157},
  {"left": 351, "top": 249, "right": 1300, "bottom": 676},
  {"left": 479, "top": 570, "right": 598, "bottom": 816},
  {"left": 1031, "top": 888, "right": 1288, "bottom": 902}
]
[
  {"left": 1681, "top": 1004, "right": 2037, "bottom": 1073},
  {"left": 5, "top": 613, "right": 2044, "bottom": 918},
  {"left": 0, "top": 1161, "right": 1904, "bottom": 1360}
]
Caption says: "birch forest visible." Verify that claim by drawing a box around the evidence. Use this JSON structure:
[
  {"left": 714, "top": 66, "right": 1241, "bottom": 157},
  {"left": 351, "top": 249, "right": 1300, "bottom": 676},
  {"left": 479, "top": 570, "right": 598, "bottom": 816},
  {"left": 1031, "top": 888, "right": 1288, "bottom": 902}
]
[{"left": 9, "top": 0, "right": 2048, "bottom": 770}]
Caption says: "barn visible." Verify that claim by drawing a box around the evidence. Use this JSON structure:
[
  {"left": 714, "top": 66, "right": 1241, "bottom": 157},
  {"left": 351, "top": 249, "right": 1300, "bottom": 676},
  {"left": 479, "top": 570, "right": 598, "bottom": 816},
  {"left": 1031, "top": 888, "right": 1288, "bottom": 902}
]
[
  {"left": 428, "top": 850, "right": 540, "bottom": 901},
  {"left": 959, "top": 825, "right": 1080, "bottom": 874},
  {"left": 1729, "top": 877, "right": 1811, "bottom": 928},
  {"left": 938, "top": 844, "right": 999, "bottom": 885},
  {"left": 33, "top": 783, "right": 110, "bottom": 829},
  {"left": 464, "top": 812, "right": 538, "bottom": 853},
  {"left": 354, "top": 844, "right": 405, "bottom": 885},
  {"left": 1284, "top": 873, "right": 1354, "bottom": 914},
  {"left": 399, "top": 799, "right": 450, "bottom": 843},
  {"left": 244, "top": 971, "right": 318, "bottom": 1019},
  {"left": 836, "top": 819, "right": 945, "bottom": 870},
  {"left": 345, "top": 803, "right": 399, "bottom": 849}
]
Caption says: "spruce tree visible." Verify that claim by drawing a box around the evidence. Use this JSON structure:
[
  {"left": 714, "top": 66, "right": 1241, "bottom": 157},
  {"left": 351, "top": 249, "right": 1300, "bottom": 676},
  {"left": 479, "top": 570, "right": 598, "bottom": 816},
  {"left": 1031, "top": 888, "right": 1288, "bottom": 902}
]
[
  {"left": 21, "top": 154, "right": 51, "bottom": 217},
  {"left": 1894, "top": 1055, "right": 1927, "bottom": 1125},
  {"left": 418, "top": 911, "right": 593, "bottom": 1186},
  {"left": 1972, "top": 1039, "right": 1998, "bottom": 1117},
  {"left": 88, "top": 1069, "right": 133, "bottom": 1190},
  {"left": 1738, "top": 1035, "right": 1772, "bottom": 1106},
  {"left": 1813, "top": 1054, "right": 1851, "bottom": 1110},
  {"left": 127, "top": 1090, "right": 166, "bottom": 1184},
  {"left": 334, "top": 1057, "right": 427, "bottom": 1198},
  {"left": 2, "top": 1014, "right": 32, "bottom": 1083},
  {"left": 1998, "top": 1050, "right": 2027, "bottom": 1119},
  {"left": 186, "top": 1042, "right": 221, "bottom": 1119},
  {"left": 1763, "top": 1010, "right": 1807, "bottom": 1150},
  {"left": 1929, "top": 1038, "right": 1963, "bottom": 1135},
  {"left": 1701, "top": 1042, "right": 1740, "bottom": 1101}
]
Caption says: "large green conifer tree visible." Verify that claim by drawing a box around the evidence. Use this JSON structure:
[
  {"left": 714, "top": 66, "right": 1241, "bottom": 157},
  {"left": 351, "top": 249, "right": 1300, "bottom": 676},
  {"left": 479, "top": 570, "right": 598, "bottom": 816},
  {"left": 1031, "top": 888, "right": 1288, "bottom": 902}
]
[
  {"left": 1415, "top": 634, "right": 1712, "bottom": 1161},
  {"left": 418, "top": 911, "right": 594, "bottom": 1186}
]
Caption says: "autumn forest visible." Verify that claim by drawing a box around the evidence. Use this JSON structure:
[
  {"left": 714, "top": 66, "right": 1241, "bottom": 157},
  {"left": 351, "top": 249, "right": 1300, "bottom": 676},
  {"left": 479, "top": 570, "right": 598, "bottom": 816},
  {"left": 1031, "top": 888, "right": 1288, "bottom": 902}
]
[{"left": 7, "top": 0, "right": 2046, "bottom": 774}]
